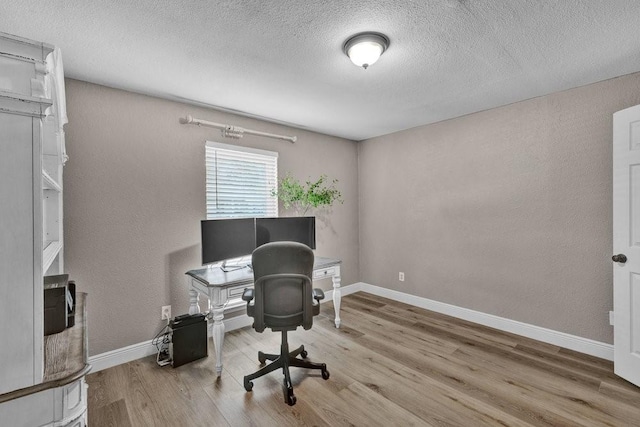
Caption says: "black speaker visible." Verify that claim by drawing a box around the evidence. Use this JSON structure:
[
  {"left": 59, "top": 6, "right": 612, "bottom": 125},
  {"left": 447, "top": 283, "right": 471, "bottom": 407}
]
[
  {"left": 44, "top": 274, "right": 69, "bottom": 335},
  {"left": 169, "top": 313, "right": 208, "bottom": 368}
]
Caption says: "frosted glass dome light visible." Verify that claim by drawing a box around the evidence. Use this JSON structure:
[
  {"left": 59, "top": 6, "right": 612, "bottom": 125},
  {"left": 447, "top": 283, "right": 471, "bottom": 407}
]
[{"left": 343, "top": 32, "right": 390, "bottom": 69}]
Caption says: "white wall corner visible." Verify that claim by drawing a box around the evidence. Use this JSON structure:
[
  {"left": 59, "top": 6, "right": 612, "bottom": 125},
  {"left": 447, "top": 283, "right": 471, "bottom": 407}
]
[{"left": 89, "top": 281, "right": 611, "bottom": 373}]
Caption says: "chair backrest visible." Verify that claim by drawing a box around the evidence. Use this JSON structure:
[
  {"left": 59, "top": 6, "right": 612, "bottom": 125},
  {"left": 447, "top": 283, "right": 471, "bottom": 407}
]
[{"left": 251, "top": 241, "right": 315, "bottom": 332}]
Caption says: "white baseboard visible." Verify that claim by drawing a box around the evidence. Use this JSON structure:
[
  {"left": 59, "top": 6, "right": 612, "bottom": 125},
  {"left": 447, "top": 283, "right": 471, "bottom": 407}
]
[
  {"left": 89, "top": 281, "right": 612, "bottom": 372},
  {"left": 355, "top": 282, "right": 613, "bottom": 361},
  {"left": 89, "top": 339, "right": 158, "bottom": 372}
]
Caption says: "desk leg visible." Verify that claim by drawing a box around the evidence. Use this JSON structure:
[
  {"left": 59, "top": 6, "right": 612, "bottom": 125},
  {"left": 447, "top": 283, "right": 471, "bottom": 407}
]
[
  {"left": 188, "top": 288, "right": 200, "bottom": 315},
  {"left": 211, "top": 303, "right": 225, "bottom": 376},
  {"left": 332, "top": 272, "right": 341, "bottom": 328}
]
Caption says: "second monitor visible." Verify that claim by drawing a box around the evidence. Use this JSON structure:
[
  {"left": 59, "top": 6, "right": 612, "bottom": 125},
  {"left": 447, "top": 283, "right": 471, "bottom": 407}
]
[{"left": 256, "top": 216, "right": 316, "bottom": 249}]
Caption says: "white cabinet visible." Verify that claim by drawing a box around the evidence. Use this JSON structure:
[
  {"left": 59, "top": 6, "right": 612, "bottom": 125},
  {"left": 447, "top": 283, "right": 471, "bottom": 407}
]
[
  {"left": 0, "top": 293, "right": 91, "bottom": 427},
  {"left": 0, "top": 32, "right": 85, "bottom": 427},
  {"left": 0, "top": 32, "right": 56, "bottom": 395},
  {"left": 0, "top": 378, "right": 88, "bottom": 427},
  {"left": 0, "top": 32, "right": 66, "bottom": 281}
]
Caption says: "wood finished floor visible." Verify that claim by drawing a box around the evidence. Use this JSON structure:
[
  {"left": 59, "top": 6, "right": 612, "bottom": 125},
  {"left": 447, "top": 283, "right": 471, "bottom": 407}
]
[{"left": 87, "top": 292, "right": 640, "bottom": 426}]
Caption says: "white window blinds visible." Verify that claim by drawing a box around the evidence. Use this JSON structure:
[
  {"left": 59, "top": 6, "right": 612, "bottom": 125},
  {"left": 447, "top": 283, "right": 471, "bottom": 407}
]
[{"left": 205, "top": 141, "right": 278, "bottom": 219}]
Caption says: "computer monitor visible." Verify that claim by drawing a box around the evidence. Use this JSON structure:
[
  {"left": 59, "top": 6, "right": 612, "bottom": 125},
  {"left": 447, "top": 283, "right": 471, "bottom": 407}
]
[
  {"left": 201, "top": 218, "right": 256, "bottom": 266},
  {"left": 255, "top": 216, "right": 316, "bottom": 249}
]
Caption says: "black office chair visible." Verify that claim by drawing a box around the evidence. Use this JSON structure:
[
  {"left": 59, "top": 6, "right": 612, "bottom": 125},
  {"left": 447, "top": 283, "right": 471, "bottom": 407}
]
[{"left": 242, "top": 241, "right": 330, "bottom": 406}]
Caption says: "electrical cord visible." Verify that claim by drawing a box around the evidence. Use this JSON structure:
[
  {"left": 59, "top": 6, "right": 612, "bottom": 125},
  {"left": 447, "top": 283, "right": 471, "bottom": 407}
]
[{"left": 152, "top": 323, "right": 172, "bottom": 366}]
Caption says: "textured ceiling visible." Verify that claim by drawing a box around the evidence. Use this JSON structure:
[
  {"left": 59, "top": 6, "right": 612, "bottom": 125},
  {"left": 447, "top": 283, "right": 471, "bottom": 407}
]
[{"left": 1, "top": 1, "right": 640, "bottom": 141}]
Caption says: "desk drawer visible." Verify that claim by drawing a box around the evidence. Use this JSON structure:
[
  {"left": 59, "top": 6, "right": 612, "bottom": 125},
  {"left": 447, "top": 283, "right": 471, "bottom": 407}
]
[
  {"left": 228, "top": 284, "right": 250, "bottom": 299},
  {"left": 313, "top": 267, "right": 335, "bottom": 280}
]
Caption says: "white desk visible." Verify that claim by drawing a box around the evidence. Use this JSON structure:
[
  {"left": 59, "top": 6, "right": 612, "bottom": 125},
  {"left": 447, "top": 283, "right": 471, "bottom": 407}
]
[{"left": 186, "top": 257, "right": 342, "bottom": 376}]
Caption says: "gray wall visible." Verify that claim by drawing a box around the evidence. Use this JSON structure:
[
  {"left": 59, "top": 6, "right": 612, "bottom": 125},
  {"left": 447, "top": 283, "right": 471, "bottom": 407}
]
[
  {"left": 358, "top": 72, "right": 640, "bottom": 344},
  {"left": 66, "top": 71, "right": 640, "bottom": 356},
  {"left": 64, "top": 79, "right": 359, "bottom": 356}
]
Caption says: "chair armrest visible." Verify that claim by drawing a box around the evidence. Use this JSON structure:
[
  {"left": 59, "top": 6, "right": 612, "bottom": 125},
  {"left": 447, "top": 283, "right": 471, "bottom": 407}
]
[
  {"left": 242, "top": 288, "right": 254, "bottom": 302},
  {"left": 312, "top": 288, "right": 325, "bottom": 302}
]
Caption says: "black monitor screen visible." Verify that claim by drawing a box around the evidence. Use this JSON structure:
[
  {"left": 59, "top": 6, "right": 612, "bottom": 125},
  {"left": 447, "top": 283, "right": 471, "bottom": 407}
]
[
  {"left": 255, "top": 217, "right": 316, "bottom": 249},
  {"left": 201, "top": 218, "right": 256, "bottom": 265}
]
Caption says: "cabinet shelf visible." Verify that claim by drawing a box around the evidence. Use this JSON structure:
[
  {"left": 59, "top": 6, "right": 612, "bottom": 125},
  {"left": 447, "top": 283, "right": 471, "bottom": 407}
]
[
  {"left": 0, "top": 89, "right": 52, "bottom": 104},
  {"left": 43, "top": 240, "right": 62, "bottom": 273},
  {"left": 0, "top": 90, "right": 52, "bottom": 117},
  {"left": 42, "top": 170, "right": 62, "bottom": 192}
]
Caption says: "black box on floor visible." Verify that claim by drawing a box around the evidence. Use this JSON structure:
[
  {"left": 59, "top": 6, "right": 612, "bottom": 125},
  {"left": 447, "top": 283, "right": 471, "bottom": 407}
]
[{"left": 169, "top": 313, "right": 207, "bottom": 368}]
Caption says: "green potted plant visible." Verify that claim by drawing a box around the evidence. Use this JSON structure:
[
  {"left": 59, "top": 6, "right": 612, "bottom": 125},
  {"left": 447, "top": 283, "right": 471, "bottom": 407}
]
[{"left": 273, "top": 173, "right": 343, "bottom": 215}]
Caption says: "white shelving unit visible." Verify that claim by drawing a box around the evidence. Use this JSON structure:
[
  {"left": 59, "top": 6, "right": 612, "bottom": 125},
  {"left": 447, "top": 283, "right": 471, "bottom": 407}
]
[
  {"left": 0, "top": 32, "right": 86, "bottom": 426},
  {"left": 41, "top": 110, "right": 65, "bottom": 275},
  {"left": 0, "top": 32, "right": 53, "bottom": 395}
]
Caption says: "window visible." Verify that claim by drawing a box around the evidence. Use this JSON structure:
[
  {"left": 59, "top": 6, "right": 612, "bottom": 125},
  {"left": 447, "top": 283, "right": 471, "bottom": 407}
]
[{"left": 205, "top": 141, "right": 278, "bottom": 219}]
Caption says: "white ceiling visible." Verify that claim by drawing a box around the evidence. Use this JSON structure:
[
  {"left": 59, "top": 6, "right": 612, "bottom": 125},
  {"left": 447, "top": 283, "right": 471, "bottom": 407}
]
[{"left": 2, "top": 1, "right": 640, "bottom": 141}]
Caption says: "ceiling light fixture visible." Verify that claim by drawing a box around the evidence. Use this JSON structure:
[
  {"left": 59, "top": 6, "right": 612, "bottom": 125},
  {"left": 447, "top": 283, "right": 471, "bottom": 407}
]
[{"left": 343, "top": 32, "right": 390, "bottom": 70}]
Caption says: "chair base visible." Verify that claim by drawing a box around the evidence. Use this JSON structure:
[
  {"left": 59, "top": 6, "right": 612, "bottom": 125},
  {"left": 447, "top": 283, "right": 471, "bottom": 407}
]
[{"left": 243, "top": 331, "right": 330, "bottom": 406}]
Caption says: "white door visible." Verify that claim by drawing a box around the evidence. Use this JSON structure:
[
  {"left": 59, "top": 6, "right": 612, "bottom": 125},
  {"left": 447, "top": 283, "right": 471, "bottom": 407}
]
[{"left": 613, "top": 104, "right": 640, "bottom": 387}]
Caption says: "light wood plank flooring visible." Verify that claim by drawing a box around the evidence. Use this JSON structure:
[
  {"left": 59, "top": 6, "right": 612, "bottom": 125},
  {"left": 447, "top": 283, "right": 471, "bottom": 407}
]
[{"left": 87, "top": 292, "right": 640, "bottom": 426}]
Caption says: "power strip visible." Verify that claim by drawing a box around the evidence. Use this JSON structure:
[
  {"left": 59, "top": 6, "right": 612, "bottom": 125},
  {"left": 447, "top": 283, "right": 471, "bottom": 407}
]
[
  {"left": 156, "top": 345, "right": 172, "bottom": 366},
  {"left": 155, "top": 331, "right": 173, "bottom": 367}
]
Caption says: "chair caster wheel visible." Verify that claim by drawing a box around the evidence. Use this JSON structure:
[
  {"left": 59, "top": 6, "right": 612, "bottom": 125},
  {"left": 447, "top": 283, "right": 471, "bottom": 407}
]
[
  {"left": 300, "top": 350, "right": 308, "bottom": 358},
  {"left": 285, "top": 387, "right": 297, "bottom": 406},
  {"left": 258, "top": 351, "right": 266, "bottom": 364},
  {"left": 321, "top": 367, "right": 330, "bottom": 380},
  {"left": 244, "top": 379, "right": 253, "bottom": 392}
]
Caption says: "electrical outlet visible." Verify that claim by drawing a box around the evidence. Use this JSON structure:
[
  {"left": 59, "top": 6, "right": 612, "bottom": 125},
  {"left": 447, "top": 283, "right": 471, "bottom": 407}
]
[
  {"left": 399, "top": 272, "right": 405, "bottom": 281},
  {"left": 161, "top": 305, "right": 171, "bottom": 321}
]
